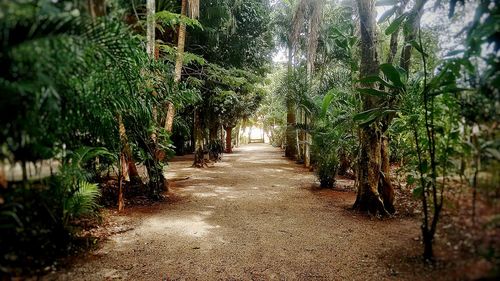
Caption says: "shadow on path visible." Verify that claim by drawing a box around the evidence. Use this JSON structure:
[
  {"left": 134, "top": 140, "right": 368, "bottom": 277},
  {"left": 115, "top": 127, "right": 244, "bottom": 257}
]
[{"left": 49, "top": 143, "right": 420, "bottom": 281}]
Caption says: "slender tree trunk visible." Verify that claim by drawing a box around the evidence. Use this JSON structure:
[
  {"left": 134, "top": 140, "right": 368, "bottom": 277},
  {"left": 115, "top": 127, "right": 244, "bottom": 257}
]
[
  {"left": 235, "top": 124, "right": 241, "bottom": 147},
  {"left": 400, "top": 0, "right": 426, "bottom": 71},
  {"left": 304, "top": 113, "right": 311, "bottom": 168},
  {"left": 377, "top": 0, "right": 409, "bottom": 215},
  {"left": 208, "top": 125, "right": 218, "bottom": 161},
  {"left": 297, "top": 108, "right": 304, "bottom": 162},
  {"left": 379, "top": 136, "right": 395, "bottom": 213},
  {"left": 164, "top": 0, "right": 188, "bottom": 132},
  {"left": 88, "top": 0, "right": 141, "bottom": 207},
  {"left": 146, "top": 0, "right": 155, "bottom": 58},
  {"left": 193, "top": 109, "right": 206, "bottom": 167},
  {"left": 117, "top": 116, "right": 142, "bottom": 184},
  {"left": 285, "top": 46, "right": 297, "bottom": 159},
  {"left": 118, "top": 152, "right": 126, "bottom": 212},
  {"left": 0, "top": 164, "right": 6, "bottom": 188},
  {"left": 225, "top": 127, "right": 233, "bottom": 153},
  {"left": 146, "top": 0, "right": 168, "bottom": 196},
  {"left": 88, "top": 0, "right": 106, "bottom": 18},
  {"left": 117, "top": 115, "right": 128, "bottom": 211},
  {"left": 372, "top": 0, "right": 425, "bottom": 215},
  {"left": 21, "top": 161, "right": 27, "bottom": 184},
  {"left": 353, "top": 0, "right": 388, "bottom": 215},
  {"left": 386, "top": 0, "right": 408, "bottom": 64}
]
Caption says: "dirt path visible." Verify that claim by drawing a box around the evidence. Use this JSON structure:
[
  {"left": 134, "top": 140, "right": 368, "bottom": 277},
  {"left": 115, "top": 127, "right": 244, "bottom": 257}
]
[{"left": 49, "top": 143, "right": 423, "bottom": 280}]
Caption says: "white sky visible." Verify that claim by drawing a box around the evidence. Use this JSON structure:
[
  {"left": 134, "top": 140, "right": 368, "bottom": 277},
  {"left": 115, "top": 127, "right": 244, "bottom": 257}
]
[{"left": 272, "top": 48, "right": 287, "bottom": 63}]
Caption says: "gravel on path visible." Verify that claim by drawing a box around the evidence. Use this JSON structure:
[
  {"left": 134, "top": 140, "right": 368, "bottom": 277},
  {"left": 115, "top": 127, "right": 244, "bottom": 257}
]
[{"left": 48, "top": 143, "right": 421, "bottom": 281}]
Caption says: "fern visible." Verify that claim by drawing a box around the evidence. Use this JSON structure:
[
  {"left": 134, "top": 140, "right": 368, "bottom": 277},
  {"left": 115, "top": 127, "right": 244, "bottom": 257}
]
[{"left": 63, "top": 181, "right": 101, "bottom": 222}]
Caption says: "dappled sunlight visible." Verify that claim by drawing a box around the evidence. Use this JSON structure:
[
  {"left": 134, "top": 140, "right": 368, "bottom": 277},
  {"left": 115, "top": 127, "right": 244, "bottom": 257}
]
[
  {"left": 215, "top": 162, "right": 233, "bottom": 167},
  {"left": 192, "top": 192, "right": 219, "bottom": 198},
  {"left": 203, "top": 170, "right": 226, "bottom": 174},
  {"left": 141, "top": 215, "right": 216, "bottom": 238},
  {"left": 214, "top": 186, "right": 232, "bottom": 193},
  {"left": 4, "top": 0, "right": 493, "bottom": 278},
  {"left": 244, "top": 159, "right": 289, "bottom": 165}
]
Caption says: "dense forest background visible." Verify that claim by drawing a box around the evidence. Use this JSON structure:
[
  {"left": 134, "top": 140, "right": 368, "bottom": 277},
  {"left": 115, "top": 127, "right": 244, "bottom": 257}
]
[{"left": 0, "top": 0, "right": 498, "bottom": 279}]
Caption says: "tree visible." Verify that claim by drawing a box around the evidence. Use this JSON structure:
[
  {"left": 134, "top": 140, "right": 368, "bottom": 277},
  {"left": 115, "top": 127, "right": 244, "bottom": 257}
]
[
  {"left": 0, "top": 0, "right": 180, "bottom": 270},
  {"left": 272, "top": 0, "right": 298, "bottom": 159},
  {"left": 351, "top": 0, "right": 392, "bottom": 215},
  {"left": 164, "top": 0, "right": 200, "bottom": 133},
  {"left": 351, "top": 0, "right": 429, "bottom": 215},
  {"left": 183, "top": 0, "right": 272, "bottom": 166}
]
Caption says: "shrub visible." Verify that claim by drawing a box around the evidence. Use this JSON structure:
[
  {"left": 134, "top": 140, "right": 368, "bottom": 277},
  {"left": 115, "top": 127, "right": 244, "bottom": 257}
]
[{"left": 316, "top": 154, "right": 339, "bottom": 188}]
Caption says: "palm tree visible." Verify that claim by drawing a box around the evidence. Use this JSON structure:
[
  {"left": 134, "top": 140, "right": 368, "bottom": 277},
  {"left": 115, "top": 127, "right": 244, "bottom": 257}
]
[
  {"left": 277, "top": 0, "right": 324, "bottom": 162},
  {"left": 164, "top": 0, "right": 200, "bottom": 133}
]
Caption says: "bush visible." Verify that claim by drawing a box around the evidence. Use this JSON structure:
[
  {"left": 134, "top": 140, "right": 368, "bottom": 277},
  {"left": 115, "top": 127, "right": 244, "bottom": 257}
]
[
  {"left": 207, "top": 139, "right": 224, "bottom": 162},
  {"left": 0, "top": 175, "right": 101, "bottom": 275},
  {"left": 316, "top": 154, "right": 338, "bottom": 188},
  {"left": 0, "top": 148, "right": 105, "bottom": 275}
]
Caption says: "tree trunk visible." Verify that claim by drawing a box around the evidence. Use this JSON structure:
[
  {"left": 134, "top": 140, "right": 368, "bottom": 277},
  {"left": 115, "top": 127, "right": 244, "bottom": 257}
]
[
  {"left": 304, "top": 132, "right": 311, "bottom": 167},
  {"left": 118, "top": 115, "right": 142, "bottom": 184},
  {"left": 88, "top": 0, "right": 106, "bottom": 18},
  {"left": 0, "top": 165, "right": 6, "bottom": 188},
  {"left": 88, "top": 0, "right": 143, "bottom": 207},
  {"left": 208, "top": 125, "right": 219, "bottom": 161},
  {"left": 422, "top": 229, "right": 434, "bottom": 262},
  {"left": 146, "top": 0, "right": 155, "bottom": 58},
  {"left": 376, "top": 0, "right": 410, "bottom": 215},
  {"left": 353, "top": 126, "right": 388, "bottom": 214},
  {"left": 379, "top": 136, "right": 395, "bottom": 213},
  {"left": 304, "top": 113, "right": 311, "bottom": 167},
  {"left": 118, "top": 152, "right": 126, "bottom": 212},
  {"left": 386, "top": 0, "right": 408, "bottom": 64},
  {"left": 21, "top": 161, "right": 27, "bottom": 184},
  {"left": 297, "top": 108, "right": 304, "bottom": 162},
  {"left": 225, "top": 127, "right": 233, "bottom": 153},
  {"left": 117, "top": 115, "right": 128, "bottom": 211},
  {"left": 164, "top": 0, "right": 188, "bottom": 133},
  {"left": 209, "top": 124, "right": 218, "bottom": 141},
  {"left": 146, "top": 0, "right": 168, "bottom": 197},
  {"left": 400, "top": 0, "right": 426, "bottom": 72},
  {"left": 235, "top": 124, "right": 241, "bottom": 147},
  {"left": 353, "top": 0, "right": 389, "bottom": 215},
  {"left": 285, "top": 46, "right": 297, "bottom": 159},
  {"left": 193, "top": 109, "right": 206, "bottom": 167}
]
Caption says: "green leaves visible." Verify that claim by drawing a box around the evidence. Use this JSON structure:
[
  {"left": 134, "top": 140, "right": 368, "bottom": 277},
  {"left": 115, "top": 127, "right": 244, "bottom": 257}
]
[
  {"left": 385, "top": 14, "right": 406, "bottom": 35},
  {"left": 412, "top": 186, "right": 423, "bottom": 198},
  {"left": 358, "top": 75, "right": 394, "bottom": 89},
  {"left": 63, "top": 180, "right": 101, "bottom": 220},
  {"left": 358, "top": 64, "right": 407, "bottom": 90},
  {"left": 353, "top": 108, "right": 396, "bottom": 127},
  {"left": 356, "top": 88, "right": 390, "bottom": 97},
  {"left": 155, "top": 11, "right": 203, "bottom": 30},
  {"left": 353, "top": 108, "right": 381, "bottom": 126},
  {"left": 160, "top": 44, "right": 206, "bottom": 65},
  {"left": 408, "top": 40, "right": 424, "bottom": 54},
  {"left": 320, "top": 89, "right": 336, "bottom": 119},
  {"left": 380, "top": 63, "right": 405, "bottom": 88}
]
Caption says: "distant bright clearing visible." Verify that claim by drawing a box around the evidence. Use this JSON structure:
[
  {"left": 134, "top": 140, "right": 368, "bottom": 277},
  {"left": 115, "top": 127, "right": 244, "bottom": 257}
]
[
  {"left": 272, "top": 48, "right": 287, "bottom": 63},
  {"left": 241, "top": 126, "right": 268, "bottom": 143}
]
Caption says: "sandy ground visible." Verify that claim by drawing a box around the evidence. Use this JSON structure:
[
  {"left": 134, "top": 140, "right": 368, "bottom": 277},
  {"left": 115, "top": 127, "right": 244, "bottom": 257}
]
[{"left": 46, "top": 143, "right": 424, "bottom": 280}]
